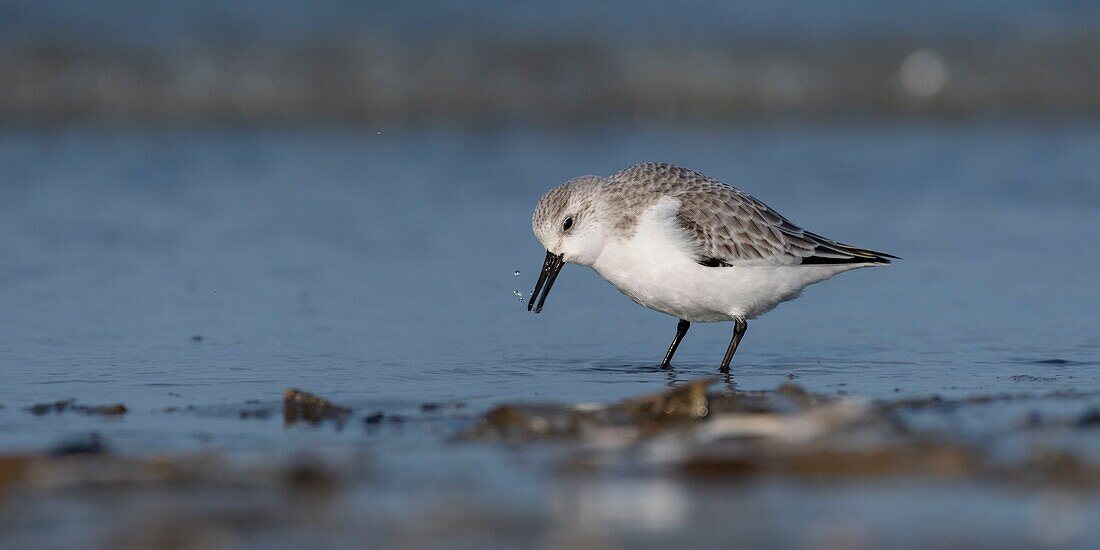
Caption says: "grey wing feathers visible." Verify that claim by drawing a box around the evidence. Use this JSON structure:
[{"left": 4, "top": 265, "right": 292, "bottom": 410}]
[{"left": 617, "top": 163, "right": 897, "bottom": 267}]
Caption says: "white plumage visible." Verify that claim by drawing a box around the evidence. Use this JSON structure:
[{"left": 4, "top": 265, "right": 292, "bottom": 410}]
[{"left": 591, "top": 196, "right": 864, "bottom": 322}]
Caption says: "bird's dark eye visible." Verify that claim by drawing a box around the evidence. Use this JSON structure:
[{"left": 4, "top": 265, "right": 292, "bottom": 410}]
[{"left": 562, "top": 217, "right": 574, "bottom": 231}]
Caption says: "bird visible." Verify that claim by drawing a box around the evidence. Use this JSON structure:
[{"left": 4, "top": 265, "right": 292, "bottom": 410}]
[{"left": 527, "top": 162, "right": 896, "bottom": 372}]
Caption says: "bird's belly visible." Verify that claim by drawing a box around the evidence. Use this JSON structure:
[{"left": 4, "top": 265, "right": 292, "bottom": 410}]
[
  {"left": 591, "top": 238, "right": 852, "bottom": 322},
  {"left": 595, "top": 262, "right": 741, "bottom": 322},
  {"left": 587, "top": 200, "right": 858, "bottom": 322},
  {"left": 593, "top": 260, "right": 809, "bottom": 321}
]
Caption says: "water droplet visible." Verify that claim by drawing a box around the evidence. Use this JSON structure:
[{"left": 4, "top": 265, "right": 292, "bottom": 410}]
[
  {"left": 513, "top": 270, "right": 521, "bottom": 277},
  {"left": 513, "top": 290, "right": 524, "bottom": 301}
]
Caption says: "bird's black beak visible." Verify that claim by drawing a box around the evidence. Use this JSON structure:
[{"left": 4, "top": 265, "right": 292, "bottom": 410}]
[{"left": 528, "top": 250, "right": 565, "bottom": 314}]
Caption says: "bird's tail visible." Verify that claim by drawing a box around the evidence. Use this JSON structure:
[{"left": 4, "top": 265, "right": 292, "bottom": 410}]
[{"left": 801, "top": 233, "right": 900, "bottom": 265}]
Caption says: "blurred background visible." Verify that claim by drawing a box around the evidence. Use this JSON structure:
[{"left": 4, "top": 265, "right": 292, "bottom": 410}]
[
  {"left": 2, "top": 2, "right": 1100, "bottom": 548},
  {"left": 3, "top": 1, "right": 1100, "bottom": 124}
]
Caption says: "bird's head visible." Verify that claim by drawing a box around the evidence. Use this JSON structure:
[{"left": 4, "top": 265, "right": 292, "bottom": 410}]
[{"left": 528, "top": 175, "right": 610, "bottom": 313}]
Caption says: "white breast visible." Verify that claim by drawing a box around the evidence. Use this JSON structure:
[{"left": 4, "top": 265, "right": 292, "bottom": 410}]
[{"left": 589, "top": 198, "right": 862, "bottom": 322}]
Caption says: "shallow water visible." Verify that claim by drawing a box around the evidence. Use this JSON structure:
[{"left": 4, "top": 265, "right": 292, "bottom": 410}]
[{"left": 1, "top": 121, "right": 1099, "bottom": 547}]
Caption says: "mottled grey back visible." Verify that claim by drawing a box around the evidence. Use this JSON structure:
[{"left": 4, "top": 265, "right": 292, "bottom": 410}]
[{"left": 607, "top": 163, "right": 894, "bottom": 266}]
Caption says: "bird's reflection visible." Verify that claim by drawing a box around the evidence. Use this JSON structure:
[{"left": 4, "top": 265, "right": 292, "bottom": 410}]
[
  {"left": 664, "top": 368, "right": 678, "bottom": 387},
  {"left": 661, "top": 365, "right": 738, "bottom": 394},
  {"left": 720, "top": 371, "right": 737, "bottom": 394}
]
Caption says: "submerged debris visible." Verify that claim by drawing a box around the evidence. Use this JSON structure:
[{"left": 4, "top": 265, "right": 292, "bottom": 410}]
[
  {"left": 608, "top": 379, "right": 712, "bottom": 425},
  {"left": 80, "top": 404, "right": 127, "bottom": 416},
  {"left": 284, "top": 462, "right": 338, "bottom": 494},
  {"left": 239, "top": 408, "right": 272, "bottom": 420},
  {"left": 26, "top": 399, "right": 75, "bottom": 415},
  {"left": 1078, "top": 408, "right": 1100, "bottom": 427},
  {"left": 26, "top": 400, "right": 127, "bottom": 416},
  {"left": 282, "top": 389, "right": 351, "bottom": 426},
  {"left": 50, "top": 433, "right": 108, "bottom": 457},
  {"left": 466, "top": 380, "right": 826, "bottom": 441},
  {"left": 420, "top": 401, "right": 466, "bottom": 413},
  {"left": 463, "top": 379, "right": 1100, "bottom": 484},
  {"left": 465, "top": 381, "right": 711, "bottom": 441},
  {"left": 471, "top": 404, "right": 585, "bottom": 440},
  {"left": 1011, "top": 374, "right": 1056, "bottom": 382}
]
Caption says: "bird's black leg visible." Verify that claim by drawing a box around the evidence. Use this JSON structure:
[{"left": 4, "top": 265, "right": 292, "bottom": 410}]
[
  {"left": 661, "top": 319, "right": 691, "bottom": 369},
  {"left": 719, "top": 317, "right": 748, "bottom": 373}
]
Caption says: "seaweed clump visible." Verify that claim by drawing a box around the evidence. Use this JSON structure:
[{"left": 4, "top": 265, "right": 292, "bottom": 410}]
[
  {"left": 465, "top": 380, "right": 842, "bottom": 442},
  {"left": 466, "top": 380, "right": 716, "bottom": 441}
]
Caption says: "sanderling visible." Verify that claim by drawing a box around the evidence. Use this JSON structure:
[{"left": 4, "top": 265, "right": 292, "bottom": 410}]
[{"left": 527, "top": 162, "right": 896, "bottom": 372}]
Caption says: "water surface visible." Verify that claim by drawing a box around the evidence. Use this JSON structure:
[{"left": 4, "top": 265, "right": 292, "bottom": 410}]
[{"left": 1, "top": 121, "right": 1098, "bottom": 547}]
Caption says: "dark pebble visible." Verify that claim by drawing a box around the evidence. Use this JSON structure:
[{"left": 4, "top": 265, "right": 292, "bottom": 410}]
[{"left": 364, "top": 411, "right": 385, "bottom": 424}]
